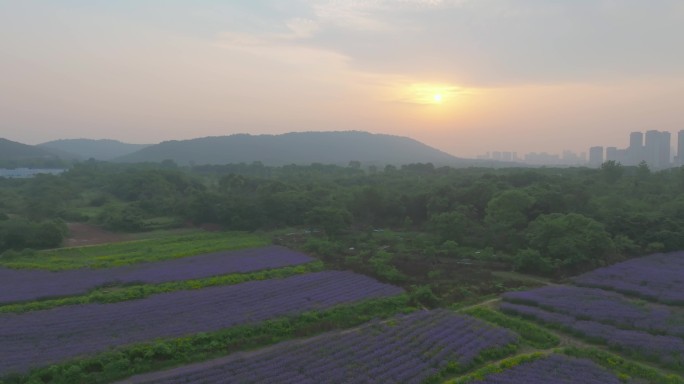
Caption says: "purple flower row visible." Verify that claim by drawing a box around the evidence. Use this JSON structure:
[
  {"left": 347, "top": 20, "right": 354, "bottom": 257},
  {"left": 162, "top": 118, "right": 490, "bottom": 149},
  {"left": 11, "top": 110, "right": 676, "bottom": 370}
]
[
  {"left": 0, "top": 270, "right": 403, "bottom": 375},
  {"left": 469, "top": 354, "right": 622, "bottom": 384},
  {"left": 573, "top": 251, "right": 684, "bottom": 304},
  {"left": 132, "top": 310, "right": 519, "bottom": 384},
  {"left": 0, "top": 245, "right": 314, "bottom": 304},
  {"left": 503, "top": 285, "right": 684, "bottom": 337},
  {"left": 500, "top": 302, "right": 684, "bottom": 367}
]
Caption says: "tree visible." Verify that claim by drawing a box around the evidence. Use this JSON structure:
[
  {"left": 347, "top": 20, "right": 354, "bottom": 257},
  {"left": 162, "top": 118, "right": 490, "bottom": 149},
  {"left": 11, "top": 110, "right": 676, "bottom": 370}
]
[
  {"left": 600, "top": 160, "right": 624, "bottom": 183},
  {"left": 484, "top": 190, "right": 535, "bottom": 250},
  {"left": 305, "top": 207, "right": 352, "bottom": 237},
  {"left": 525, "top": 213, "right": 614, "bottom": 274}
]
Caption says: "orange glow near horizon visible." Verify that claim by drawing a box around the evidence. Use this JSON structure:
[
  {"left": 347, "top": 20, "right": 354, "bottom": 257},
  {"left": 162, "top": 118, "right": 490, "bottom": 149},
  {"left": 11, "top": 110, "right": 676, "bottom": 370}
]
[{"left": 412, "top": 83, "right": 457, "bottom": 105}]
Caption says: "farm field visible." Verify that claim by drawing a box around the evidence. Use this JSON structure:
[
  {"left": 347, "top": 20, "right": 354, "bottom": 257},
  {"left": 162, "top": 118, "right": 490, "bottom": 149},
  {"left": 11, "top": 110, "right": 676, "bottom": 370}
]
[
  {"left": 574, "top": 251, "right": 684, "bottom": 305},
  {"left": 491, "top": 252, "right": 684, "bottom": 374},
  {"left": 0, "top": 270, "right": 402, "bottom": 375},
  {"left": 0, "top": 245, "right": 314, "bottom": 304},
  {"left": 122, "top": 310, "right": 518, "bottom": 384},
  {"left": 452, "top": 354, "right": 625, "bottom": 384},
  {"left": 2, "top": 232, "right": 684, "bottom": 384},
  {"left": 503, "top": 285, "right": 684, "bottom": 337},
  {"left": 0, "top": 230, "right": 269, "bottom": 270}
]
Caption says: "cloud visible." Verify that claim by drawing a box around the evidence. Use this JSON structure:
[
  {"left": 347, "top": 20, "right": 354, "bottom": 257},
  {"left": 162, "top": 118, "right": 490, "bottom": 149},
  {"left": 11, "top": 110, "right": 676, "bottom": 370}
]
[
  {"left": 285, "top": 18, "right": 320, "bottom": 39},
  {"left": 295, "top": 0, "right": 684, "bottom": 86}
]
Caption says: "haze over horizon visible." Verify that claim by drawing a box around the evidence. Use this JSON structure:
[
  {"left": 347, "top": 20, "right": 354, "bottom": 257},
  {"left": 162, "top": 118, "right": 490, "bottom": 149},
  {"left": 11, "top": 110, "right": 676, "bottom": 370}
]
[{"left": 1, "top": 1, "right": 683, "bottom": 158}]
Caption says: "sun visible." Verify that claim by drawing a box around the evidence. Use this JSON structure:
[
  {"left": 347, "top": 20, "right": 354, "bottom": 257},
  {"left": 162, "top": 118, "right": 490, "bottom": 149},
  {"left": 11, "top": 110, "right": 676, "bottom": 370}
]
[{"left": 433, "top": 94, "right": 443, "bottom": 103}]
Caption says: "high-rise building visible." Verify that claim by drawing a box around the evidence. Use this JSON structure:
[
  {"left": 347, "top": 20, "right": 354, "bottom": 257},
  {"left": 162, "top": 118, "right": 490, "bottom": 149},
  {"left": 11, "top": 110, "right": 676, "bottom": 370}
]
[
  {"left": 589, "top": 146, "right": 604, "bottom": 167},
  {"left": 644, "top": 130, "right": 659, "bottom": 168},
  {"left": 627, "top": 131, "right": 644, "bottom": 166},
  {"left": 606, "top": 147, "right": 618, "bottom": 162},
  {"left": 644, "top": 130, "right": 671, "bottom": 169},
  {"left": 678, "top": 130, "right": 684, "bottom": 166},
  {"left": 658, "top": 131, "right": 671, "bottom": 169}
]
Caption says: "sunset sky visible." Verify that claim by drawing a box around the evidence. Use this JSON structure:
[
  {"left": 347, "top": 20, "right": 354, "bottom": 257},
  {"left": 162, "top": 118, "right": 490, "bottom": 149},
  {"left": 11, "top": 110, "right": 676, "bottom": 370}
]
[{"left": 1, "top": 1, "right": 683, "bottom": 158}]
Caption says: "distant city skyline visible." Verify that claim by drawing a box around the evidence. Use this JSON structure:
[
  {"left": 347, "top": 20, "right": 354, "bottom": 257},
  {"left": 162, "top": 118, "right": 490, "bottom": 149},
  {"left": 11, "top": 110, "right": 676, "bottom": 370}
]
[{"left": 478, "top": 129, "right": 684, "bottom": 167}]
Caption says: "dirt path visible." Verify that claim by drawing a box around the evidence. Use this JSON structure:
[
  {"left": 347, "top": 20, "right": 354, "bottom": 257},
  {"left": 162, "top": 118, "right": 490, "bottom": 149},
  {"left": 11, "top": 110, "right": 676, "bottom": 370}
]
[
  {"left": 64, "top": 223, "right": 133, "bottom": 247},
  {"left": 492, "top": 270, "right": 555, "bottom": 286},
  {"left": 458, "top": 297, "right": 502, "bottom": 311}
]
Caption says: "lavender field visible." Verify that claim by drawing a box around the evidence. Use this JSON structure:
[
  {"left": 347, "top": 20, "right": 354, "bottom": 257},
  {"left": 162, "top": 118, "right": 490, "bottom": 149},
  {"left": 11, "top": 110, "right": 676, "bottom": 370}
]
[
  {"left": 0, "top": 270, "right": 402, "bottom": 374},
  {"left": 574, "top": 251, "right": 684, "bottom": 304},
  {"left": 127, "top": 310, "right": 518, "bottom": 384},
  {"left": 462, "top": 354, "right": 624, "bottom": 384},
  {"left": 0, "top": 245, "right": 314, "bottom": 304},
  {"left": 500, "top": 302, "right": 684, "bottom": 367},
  {"left": 504, "top": 285, "right": 684, "bottom": 336}
]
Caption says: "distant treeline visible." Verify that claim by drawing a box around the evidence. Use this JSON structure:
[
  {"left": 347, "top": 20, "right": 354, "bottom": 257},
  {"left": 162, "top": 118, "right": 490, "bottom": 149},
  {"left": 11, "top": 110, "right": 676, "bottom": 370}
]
[{"left": 1, "top": 159, "right": 683, "bottom": 277}]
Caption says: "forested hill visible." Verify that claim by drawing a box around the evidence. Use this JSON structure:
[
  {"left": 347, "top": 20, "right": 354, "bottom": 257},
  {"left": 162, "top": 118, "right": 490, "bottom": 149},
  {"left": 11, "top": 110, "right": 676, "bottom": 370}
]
[
  {"left": 115, "top": 131, "right": 463, "bottom": 166},
  {"left": 39, "top": 139, "right": 150, "bottom": 161},
  {"left": 0, "top": 138, "right": 57, "bottom": 161}
]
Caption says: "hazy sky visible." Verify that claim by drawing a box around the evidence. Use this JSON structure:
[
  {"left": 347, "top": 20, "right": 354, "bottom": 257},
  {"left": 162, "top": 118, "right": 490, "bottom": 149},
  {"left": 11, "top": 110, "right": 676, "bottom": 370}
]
[{"left": 1, "top": 1, "right": 683, "bottom": 157}]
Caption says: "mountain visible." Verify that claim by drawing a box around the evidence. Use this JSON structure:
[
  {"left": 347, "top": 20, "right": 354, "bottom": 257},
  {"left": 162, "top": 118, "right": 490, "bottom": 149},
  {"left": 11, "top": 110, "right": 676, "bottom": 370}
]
[
  {"left": 39, "top": 139, "right": 151, "bottom": 161},
  {"left": 115, "top": 131, "right": 463, "bottom": 166},
  {"left": 0, "top": 138, "right": 74, "bottom": 168},
  {"left": 0, "top": 138, "right": 55, "bottom": 160}
]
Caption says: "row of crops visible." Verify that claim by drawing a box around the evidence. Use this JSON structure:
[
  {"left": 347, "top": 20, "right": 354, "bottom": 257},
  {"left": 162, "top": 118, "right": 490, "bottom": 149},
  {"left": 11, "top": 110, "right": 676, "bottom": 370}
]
[
  {"left": 486, "top": 251, "right": 684, "bottom": 376},
  {"left": 128, "top": 310, "right": 518, "bottom": 384},
  {"left": 0, "top": 271, "right": 403, "bottom": 374},
  {"left": 454, "top": 354, "right": 629, "bottom": 384},
  {"left": 0, "top": 245, "right": 313, "bottom": 304},
  {"left": 573, "top": 251, "right": 684, "bottom": 304},
  {"left": 2, "top": 236, "right": 683, "bottom": 383}
]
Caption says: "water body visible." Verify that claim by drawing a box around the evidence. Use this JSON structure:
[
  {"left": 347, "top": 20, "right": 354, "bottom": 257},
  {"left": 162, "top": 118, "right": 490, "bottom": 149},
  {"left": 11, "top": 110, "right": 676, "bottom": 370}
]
[{"left": 0, "top": 168, "right": 65, "bottom": 178}]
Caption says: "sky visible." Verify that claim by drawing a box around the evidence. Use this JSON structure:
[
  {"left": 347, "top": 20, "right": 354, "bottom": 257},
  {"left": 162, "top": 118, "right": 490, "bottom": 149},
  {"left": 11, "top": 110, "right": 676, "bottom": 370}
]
[{"left": 1, "top": 0, "right": 683, "bottom": 158}]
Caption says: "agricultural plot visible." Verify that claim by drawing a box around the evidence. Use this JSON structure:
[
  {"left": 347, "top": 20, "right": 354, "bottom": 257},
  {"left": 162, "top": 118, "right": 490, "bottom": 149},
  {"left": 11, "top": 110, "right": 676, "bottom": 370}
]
[
  {"left": 0, "top": 271, "right": 403, "bottom": 375},
  {"left": 126, "top": 310, "right": 518, "bottom": 384},
  {"left": 455, "top": 354, "right": 624, "bottom": 384},
  {"left": 574, "top": 251, "right": 684, "bottom": 304},
  {"left": 0, "top": 245, "right": 314, "bottom": 304},
  {"left": 497, "top": 251, "right": 684, "bottom": 371},
  {"left": 1, "top": 231, "right": 269, "bottom": 270},
  {"left": 504, "top": 285, "right": 684, "bottom": 337},
  {"left": 500, "top": 302, "right": 684, "bottom": 368}
]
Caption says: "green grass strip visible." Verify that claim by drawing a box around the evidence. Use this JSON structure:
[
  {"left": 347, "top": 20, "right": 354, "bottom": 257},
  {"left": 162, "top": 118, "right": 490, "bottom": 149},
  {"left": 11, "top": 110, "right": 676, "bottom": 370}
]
[
  {"left": 0, "top": 231, "right": 269, "bottom": 270},
  {"left": 461, "top": 307, "right": 560, "bottom": 349},
  {"left": 563, "top": 347, "right": 684, "bottom": 384},
  {"left": 445, "top": 352, "right": 548, "bottom": 384},
  {"left": 425, "top": 343, "right": 521, "bottom": 384},
  {"left": 0, "top": 261, "right": 324, "bottom": 314},
  {"left": 0, "top": 295, "right": 412, "bottom": 384}
]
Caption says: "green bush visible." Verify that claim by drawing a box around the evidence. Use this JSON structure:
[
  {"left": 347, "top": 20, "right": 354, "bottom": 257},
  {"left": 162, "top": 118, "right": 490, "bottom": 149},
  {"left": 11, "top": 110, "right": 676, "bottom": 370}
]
[{"left": 462, "top": 307, "right": 559, "bottom": 349}]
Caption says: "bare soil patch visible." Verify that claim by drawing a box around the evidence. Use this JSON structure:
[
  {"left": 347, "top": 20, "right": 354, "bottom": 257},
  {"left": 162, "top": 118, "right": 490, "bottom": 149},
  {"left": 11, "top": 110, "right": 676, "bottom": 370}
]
[{"left": 64, "top": 223, "right": 133, "bottom": 247}]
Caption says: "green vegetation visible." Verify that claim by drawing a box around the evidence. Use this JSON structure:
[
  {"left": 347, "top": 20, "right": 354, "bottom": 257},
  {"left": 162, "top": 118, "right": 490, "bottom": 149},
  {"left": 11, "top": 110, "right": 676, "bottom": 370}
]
[
  {"left": 563, "top": 347, "right": 684, "bottom": 384},
  {"left": 0, "top": 261, "right": 324, "bottom": 313},
  {"left": 461, "top": 307, "right": 560, "bottom": 349},
  {"left": 0, "top": 219, "right": 67, "bottom": 255},
  {"left": 448, "top": 348, "right": 684, "bottom": 384},
  {"left": 0, "top": 231, "right": 268, "bottom": 270},
  {"left": 446, "top": 352, "right": 548, "bottom": 384},
  {"left": 4, "top": 160, "right": 684, "bottom": 278},
  {"left": 500, "top": 305, "right": 684, "bottom": 372},
  {"left": 426, "top": 344, "right": 520, "bottom": 384},
  {"left": 3, "top": 160, "right": 684, "bottom": 382},
  {"left": 0, "top": 296, "right": 412, "bottom": 384}
]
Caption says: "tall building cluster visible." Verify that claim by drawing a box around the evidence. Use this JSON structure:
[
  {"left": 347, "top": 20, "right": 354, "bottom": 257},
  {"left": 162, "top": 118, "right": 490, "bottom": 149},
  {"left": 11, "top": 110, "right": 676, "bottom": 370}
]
[{"left": 590, "top": 130, "right": 684, "bottom": 169}]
